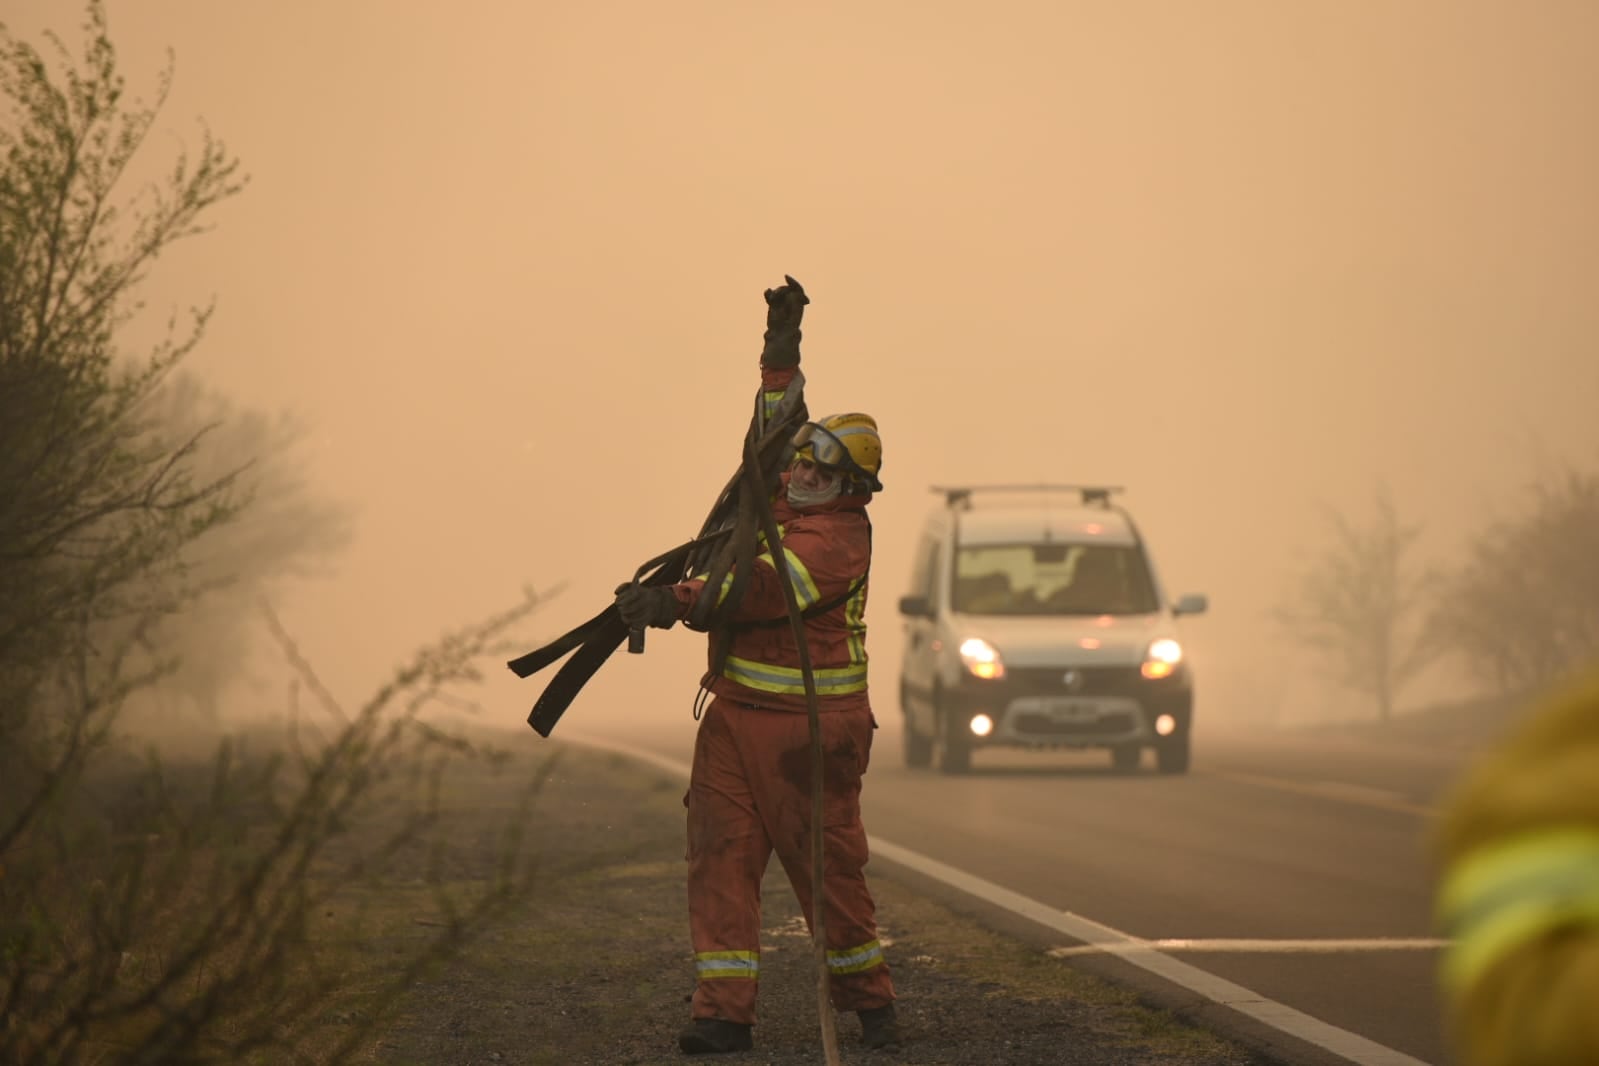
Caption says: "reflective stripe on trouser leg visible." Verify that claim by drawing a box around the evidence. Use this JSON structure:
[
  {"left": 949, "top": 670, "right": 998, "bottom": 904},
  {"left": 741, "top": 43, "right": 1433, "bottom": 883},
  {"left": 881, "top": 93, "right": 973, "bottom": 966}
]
[
  {"left": 745, "top": 703, "right": 896, "bottom": 1012},
  {"left": 695, "top": 950, "right": 759, "bottom": 980},
  {"left": 827, "top": 939, "right": 887, "bottom": 974},
  {"left": 686, "top": 700, "right": 772, "bottom": 1025}
]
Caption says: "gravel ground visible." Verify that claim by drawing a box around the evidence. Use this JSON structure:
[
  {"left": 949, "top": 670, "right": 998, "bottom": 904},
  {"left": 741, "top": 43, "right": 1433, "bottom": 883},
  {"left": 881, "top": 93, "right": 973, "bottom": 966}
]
[{"left": 359, "top": 743, "right": 1281, "bottom": 1066}]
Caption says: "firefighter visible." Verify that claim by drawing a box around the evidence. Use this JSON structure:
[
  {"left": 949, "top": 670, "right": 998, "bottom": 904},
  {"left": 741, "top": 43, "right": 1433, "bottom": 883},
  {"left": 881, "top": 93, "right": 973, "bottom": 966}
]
[
  {"left": 614, "top": 278, "right": 900, "bottom": 1055},
  {"left": 1433, "top": 664, "right": 1599, "bottom": 1066}
]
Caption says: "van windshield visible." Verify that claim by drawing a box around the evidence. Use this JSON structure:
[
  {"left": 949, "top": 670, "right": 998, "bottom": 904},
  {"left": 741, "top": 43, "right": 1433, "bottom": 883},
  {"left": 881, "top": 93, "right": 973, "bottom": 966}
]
[{"left": 952, "top": 543, "right": 1159, "bottom": 616}]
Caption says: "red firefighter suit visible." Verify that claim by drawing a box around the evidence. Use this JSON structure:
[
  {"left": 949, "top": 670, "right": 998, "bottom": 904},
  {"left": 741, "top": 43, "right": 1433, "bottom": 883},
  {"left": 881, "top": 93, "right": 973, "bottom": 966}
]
[{"left": 660, "top": 366, "right": 895, "bottom": 1028}]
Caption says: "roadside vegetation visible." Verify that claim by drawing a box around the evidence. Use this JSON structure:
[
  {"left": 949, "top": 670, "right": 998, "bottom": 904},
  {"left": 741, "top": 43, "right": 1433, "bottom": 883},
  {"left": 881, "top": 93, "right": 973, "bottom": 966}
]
[
  {"left": 1276, "top": 465, "right": 1599, "bottom": 721},
  {"left": 1, "top": 5, "right": 546, "bottom": 1062}
]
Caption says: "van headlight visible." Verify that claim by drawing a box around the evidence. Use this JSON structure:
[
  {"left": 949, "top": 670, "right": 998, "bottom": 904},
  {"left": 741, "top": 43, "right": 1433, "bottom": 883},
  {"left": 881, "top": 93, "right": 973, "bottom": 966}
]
[
  {"left": 1141, "top": 638, "right": 1183, "bottom": 679},
  {"left": 959, "top": 637, "right": 1005, "bottom": 680}
]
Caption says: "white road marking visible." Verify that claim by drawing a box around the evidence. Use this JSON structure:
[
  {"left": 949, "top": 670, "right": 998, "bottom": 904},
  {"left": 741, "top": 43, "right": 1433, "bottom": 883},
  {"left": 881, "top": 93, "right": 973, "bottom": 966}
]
[
  {"left": 1047, "top": 937, "right": 1449, "bottom": 959},
  {"left": 566, "top": 734, "right": 1433, "bottom": 1066}
]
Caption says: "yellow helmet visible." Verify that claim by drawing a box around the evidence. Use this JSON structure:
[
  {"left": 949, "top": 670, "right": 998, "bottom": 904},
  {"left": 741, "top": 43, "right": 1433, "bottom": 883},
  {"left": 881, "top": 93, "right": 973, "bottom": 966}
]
[{"left": 792, "top": 412, "right": 884, "bottom": 492}]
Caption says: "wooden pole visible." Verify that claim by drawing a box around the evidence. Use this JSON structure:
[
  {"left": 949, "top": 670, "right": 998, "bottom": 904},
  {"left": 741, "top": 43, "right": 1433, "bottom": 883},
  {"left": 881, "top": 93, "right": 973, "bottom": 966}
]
[{"left": 747, "top": 438, "right": 842, "bottom": 1066}]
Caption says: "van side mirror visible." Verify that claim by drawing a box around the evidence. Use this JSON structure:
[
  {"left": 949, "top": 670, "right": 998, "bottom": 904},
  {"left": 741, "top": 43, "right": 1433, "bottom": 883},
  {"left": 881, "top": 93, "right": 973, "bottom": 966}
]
[
  {"left": 1173, "top": 593, "right": 1208, "bottom": 617},
  {"left": 898, "top": 594, "right": 932, "bottom": 618}
]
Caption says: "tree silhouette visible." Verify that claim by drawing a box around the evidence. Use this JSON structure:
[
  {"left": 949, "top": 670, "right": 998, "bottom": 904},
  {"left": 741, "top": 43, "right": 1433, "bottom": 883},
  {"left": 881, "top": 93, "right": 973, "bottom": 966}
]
[
  {"left": 1276, "top": 488, "right": 1438, "bottom": 721},
  {"left": 1430, "top": 464, "right": 1599, "bottom": 694}
]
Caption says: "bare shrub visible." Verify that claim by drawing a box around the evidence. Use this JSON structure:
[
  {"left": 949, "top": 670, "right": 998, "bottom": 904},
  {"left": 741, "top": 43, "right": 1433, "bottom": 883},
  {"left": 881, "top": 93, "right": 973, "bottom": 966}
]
[{"left": 1, "top": 593, "right": 551, "bottom": 1065}]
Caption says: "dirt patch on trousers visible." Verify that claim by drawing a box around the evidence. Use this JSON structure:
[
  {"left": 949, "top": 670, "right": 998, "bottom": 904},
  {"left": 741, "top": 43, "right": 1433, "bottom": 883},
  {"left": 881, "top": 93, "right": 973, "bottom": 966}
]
[{"left": 340, "top": 739, "right": 1277, "bottom": 1066}]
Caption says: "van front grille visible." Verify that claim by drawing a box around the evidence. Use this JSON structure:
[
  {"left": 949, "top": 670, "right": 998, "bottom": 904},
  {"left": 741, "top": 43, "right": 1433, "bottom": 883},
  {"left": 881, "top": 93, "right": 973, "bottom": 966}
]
[
  {"left": 1004, "top": 665, "right": 1147, "bottom": 698},
  {"left": 1012, "top": 710, "right": 1139, "bottom": 737}
]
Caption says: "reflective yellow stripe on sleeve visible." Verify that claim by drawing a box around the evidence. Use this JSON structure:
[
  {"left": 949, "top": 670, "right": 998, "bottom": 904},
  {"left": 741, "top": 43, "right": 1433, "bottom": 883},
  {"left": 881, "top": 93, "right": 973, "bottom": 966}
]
[
  {"left": 762, "top": 389, "right": 787, "bottom": 422},
  {"left": 695, "top": 950, "right": 759, "bottom": 979},
  {"left": 756, "top": 546, "right": 822, "bottom": 609},
  {"left": 698, "top": 527, "right": 787, "bottom": 608},
  {"left": 1437, "top": 828, "right": 1599, "bottom": 996},
  {"left": 705, "top": 532, "right": 821, "bottom": 612}
]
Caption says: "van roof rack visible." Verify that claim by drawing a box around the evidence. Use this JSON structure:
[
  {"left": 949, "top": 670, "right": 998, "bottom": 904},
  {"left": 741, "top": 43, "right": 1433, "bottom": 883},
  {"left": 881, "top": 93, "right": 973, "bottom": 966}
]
[{"left": 931, "top": 484, "right": 1125, "bottom": 510}]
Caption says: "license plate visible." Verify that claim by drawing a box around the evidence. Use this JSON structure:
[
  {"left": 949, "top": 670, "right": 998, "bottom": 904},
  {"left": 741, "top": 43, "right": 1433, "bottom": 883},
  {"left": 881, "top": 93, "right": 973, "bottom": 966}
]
[{"left": 1045, "top": 700, "right": 1100, "bottom": 722}]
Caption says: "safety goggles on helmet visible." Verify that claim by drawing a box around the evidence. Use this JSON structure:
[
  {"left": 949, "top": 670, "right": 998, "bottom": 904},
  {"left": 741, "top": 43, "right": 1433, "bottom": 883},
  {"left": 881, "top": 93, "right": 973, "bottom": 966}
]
[{"left": 790, "top": 421, "right": 882, "bottom": 491}]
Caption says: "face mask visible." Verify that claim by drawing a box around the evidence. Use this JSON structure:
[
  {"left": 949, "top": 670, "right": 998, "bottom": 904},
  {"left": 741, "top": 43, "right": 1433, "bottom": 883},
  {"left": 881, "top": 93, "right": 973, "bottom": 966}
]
[{"left": 787, "top": 478, "right": 843, "bottom": 508}]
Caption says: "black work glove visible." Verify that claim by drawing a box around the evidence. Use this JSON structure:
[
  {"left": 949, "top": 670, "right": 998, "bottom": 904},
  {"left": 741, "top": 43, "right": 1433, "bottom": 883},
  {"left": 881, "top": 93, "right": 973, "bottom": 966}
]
[
  {"left": 760, "top": 275, "right": 809, "bottom": 370},
  {"left": 614, "top": 583, "right": 679, "bottom": 630}
]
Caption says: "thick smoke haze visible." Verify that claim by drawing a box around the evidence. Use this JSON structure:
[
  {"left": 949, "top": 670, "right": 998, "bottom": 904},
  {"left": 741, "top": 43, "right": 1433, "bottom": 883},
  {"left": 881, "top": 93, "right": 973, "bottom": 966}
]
[{"left": 10, "top": 2, "right": 1597, "bottom": 738}]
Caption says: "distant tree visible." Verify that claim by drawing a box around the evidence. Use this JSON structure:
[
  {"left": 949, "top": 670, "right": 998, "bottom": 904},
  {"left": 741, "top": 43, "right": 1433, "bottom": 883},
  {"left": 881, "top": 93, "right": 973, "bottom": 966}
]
[
  {"left": 1429, "top": 464, "right": 1599, "bottom": 694},
  {"left": 127, "top": 373, "right": 353, "bottom": 716},
  {"left": 1275, "top": 488, "right": 1439, "bottom": 721},
  {"left": 0, "top": 0, "right": 247, "bottom": 790}
]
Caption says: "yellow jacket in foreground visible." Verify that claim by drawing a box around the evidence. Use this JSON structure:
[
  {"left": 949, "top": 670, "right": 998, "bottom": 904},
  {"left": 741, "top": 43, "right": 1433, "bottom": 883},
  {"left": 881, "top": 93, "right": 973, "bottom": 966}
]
[{"left": 1434, "top": 666, "right": 1599, "bottom": 1066}]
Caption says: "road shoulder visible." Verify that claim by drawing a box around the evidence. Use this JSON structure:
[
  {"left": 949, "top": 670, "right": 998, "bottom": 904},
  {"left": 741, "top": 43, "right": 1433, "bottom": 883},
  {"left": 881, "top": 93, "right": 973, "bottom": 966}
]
[{"left": 356, "top": 739, "right": 1279, "bottom": 1065}]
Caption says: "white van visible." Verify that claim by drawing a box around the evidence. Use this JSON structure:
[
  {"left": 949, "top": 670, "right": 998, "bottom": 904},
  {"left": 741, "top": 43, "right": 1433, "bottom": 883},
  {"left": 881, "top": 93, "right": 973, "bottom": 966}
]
[{"left": 896, "top": 485, "right": 1208, "bottom": 774}]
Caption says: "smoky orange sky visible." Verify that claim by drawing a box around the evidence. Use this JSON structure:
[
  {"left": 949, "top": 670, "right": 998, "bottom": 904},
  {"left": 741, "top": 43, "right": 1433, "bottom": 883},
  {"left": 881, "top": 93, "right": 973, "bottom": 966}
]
[{"left": 9, "top": 2, "right": 1598, "bottom": 737}]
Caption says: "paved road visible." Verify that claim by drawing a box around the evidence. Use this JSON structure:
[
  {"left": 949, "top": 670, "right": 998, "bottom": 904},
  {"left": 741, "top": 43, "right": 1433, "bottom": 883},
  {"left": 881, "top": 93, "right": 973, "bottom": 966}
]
[
  {"left": 579, "top": 719, "right": 1481, "bottom": 1065},
  {"left": 867, "top": 731, "right": 1457, "bottom": 1065}
]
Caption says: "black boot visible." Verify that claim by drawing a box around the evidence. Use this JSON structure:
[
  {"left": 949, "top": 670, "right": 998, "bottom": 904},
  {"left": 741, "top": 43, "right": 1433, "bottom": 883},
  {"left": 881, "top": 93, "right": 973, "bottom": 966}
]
[
  {"left": 678, "top": 1017, "right": 754, "bottom": 1054},
  {"left": 858, "top": 1003, "right": 902, "bottom": 1051}
]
